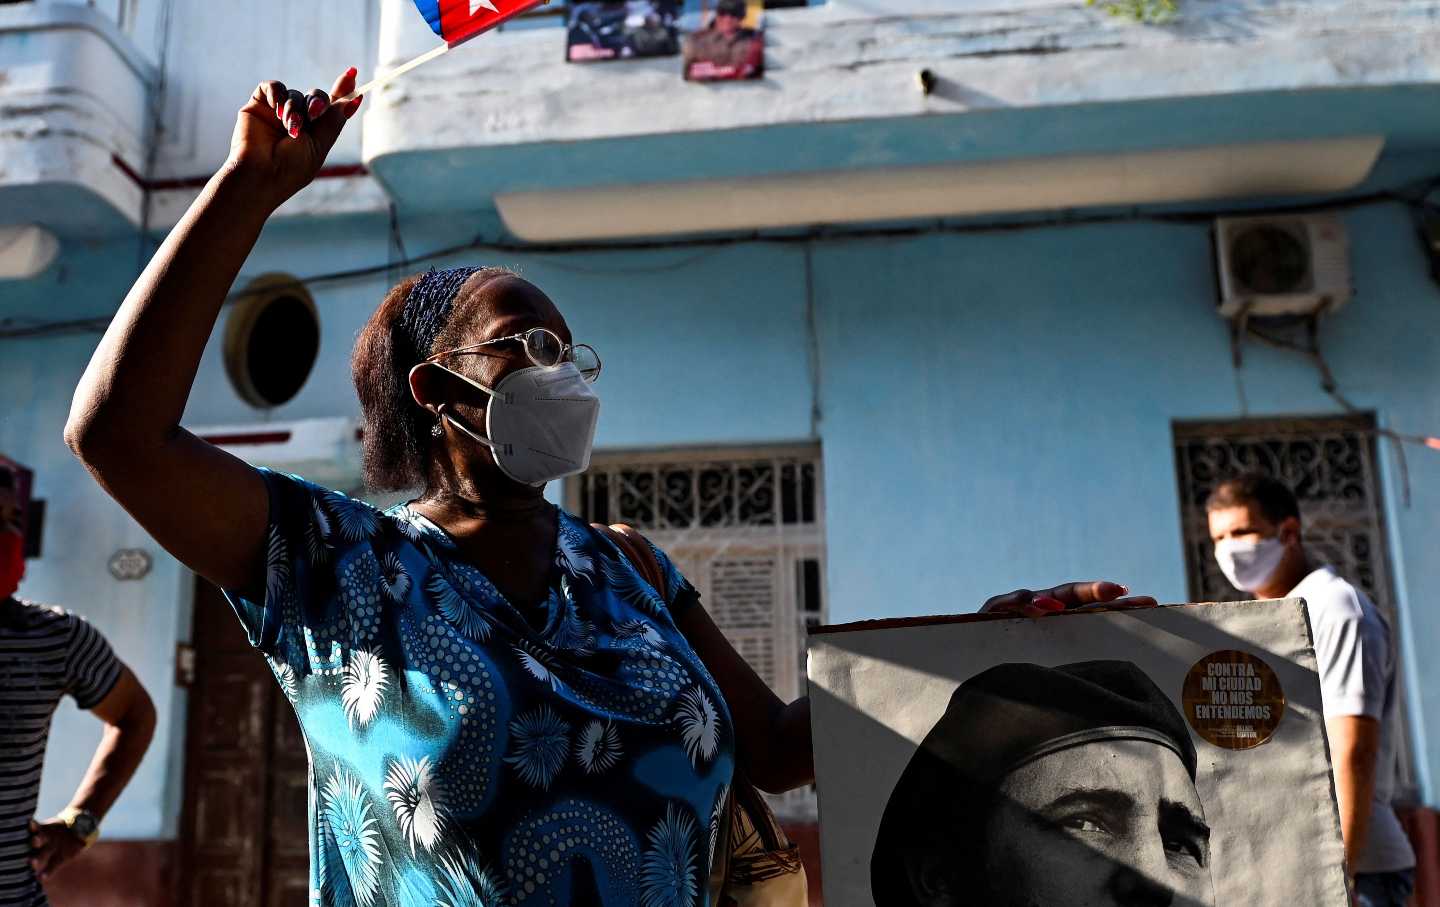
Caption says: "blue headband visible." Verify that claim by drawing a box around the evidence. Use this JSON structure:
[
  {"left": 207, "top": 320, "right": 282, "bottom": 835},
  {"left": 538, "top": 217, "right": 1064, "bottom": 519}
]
[{"left": 399, "top": 266, "right": 481, "bottom": 360}]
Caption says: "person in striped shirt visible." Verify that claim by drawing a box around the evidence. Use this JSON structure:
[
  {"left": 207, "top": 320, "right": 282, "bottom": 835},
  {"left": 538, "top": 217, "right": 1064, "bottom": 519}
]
[{"left": 0, "top": 462, "right": 156, "bottom": 906}]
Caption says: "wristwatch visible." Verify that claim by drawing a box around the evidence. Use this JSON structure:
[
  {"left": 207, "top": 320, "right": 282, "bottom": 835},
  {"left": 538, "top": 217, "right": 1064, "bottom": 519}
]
[{"left": 56, "top": 807, "right": 100, "bottom": 847}]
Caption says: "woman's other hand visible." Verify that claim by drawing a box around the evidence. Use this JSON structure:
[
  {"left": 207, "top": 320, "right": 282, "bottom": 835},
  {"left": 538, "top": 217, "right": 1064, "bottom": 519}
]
[
  {"left": 227, "top": 68, "right": 363, "bottom": 211},
  {"left": 981, "top": 581, "right": 1159, "bottom": 619}
]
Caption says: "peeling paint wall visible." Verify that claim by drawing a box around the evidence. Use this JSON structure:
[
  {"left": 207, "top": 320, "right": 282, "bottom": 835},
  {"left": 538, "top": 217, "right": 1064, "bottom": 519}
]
[
  {"left": 364, "top": 0, "right": 1440, "bottom": 161},
  {"left": 12, "top": 0, "right": 1440, "bottom": 233}
]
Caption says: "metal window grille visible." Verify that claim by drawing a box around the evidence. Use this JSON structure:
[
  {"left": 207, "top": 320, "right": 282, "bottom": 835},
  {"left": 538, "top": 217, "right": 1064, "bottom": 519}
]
[
  {"left": 576, "top": 454, "right": 819, "bottom": 531},
  {"left": 1172, "top": 413, "right": 1416, "bottom": 798}
]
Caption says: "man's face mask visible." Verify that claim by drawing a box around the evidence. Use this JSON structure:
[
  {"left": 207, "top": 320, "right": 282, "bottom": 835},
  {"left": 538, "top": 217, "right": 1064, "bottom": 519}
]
[
  {"left": 0, "top": 530, "right": 23, "bottom": 600},
  {"left": 418, "top": 328, "right": 602, "bottom": 487},
  {"left": 1213, "top": 535, "right": 1286, "bottom": 593},
  {"left": 0, "top": 483, "right": 24, "bottom": 599}
]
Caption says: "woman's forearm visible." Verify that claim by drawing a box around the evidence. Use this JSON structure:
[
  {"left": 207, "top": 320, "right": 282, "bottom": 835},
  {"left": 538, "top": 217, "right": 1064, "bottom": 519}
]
[
  {"left": 66, "top": 163, "right": 276, "bottom": 458},
  {"left": 771, "top": 696, "right": 815, "bottom": 791}
]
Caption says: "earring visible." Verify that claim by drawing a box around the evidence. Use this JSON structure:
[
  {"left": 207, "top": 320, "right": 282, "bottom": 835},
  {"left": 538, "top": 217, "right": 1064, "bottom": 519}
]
[{"left": 431, "top": 419, "right": 444, "bottom": 438}]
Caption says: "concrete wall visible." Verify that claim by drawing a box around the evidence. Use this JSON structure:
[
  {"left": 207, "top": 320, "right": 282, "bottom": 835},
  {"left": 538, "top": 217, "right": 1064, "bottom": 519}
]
[
  {"left": 5, "top": 0, "right": 1440, "bottom": 851},
  {"left": 0, "top": 3, "right": 155, "bottom": 235},
  {"left": 1, "top": 327, "right": 191, "bottom": 839},
  {"left": 16, "top": 0, "right": 1440, "bottom": 233},
  {"left": 364, "top": 0, "right": 1440, "bottom": 180},
  {"left": 7, "top": 155, "right": 1440, "bottom": 837}
]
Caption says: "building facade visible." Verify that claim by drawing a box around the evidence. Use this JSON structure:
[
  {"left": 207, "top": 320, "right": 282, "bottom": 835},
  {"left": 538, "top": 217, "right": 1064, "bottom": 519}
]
[{"left": 3, "top": 0, "right": 1440, "bottom": 903}]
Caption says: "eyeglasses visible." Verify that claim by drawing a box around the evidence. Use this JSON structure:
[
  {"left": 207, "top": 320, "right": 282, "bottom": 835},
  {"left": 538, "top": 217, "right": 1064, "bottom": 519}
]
[{"left": 430, "top": 327, "right": 602, "bottom": 383}]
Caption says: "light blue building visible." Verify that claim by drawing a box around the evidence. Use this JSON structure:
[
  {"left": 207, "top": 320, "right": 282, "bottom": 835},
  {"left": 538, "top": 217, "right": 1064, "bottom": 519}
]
[{"left": 2, "top": 0, "right": 1438, "bottom": 902}]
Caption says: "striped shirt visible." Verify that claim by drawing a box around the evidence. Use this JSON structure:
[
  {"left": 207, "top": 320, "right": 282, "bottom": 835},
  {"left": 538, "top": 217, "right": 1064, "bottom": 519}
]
[{"left": 0, "top": 599, "right": 122, "bottom": 907}]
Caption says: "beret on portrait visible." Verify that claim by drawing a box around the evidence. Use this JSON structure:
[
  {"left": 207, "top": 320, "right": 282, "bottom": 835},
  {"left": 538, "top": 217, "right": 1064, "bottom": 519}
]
[
  {"left": 715, "top": 0, "right": 747, "bottom": 17},
  {"left": 869, "top": 660, "right": 1197, "bottom": 907}
]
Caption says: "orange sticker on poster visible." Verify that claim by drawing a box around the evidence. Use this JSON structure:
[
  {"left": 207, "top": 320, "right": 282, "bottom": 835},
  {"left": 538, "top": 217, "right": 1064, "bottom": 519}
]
[{"left": 1182, "top": 650, "right": 1285, "bottom": 749}]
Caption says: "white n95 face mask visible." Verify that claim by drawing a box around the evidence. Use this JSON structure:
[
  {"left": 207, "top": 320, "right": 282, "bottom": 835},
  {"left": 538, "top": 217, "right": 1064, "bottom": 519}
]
[
  {"left": 1213, "top": 537, "right": 1286, "bottom": 593},
  {"left": 433, "top": 361, "right": 600, "bottom": 487}
]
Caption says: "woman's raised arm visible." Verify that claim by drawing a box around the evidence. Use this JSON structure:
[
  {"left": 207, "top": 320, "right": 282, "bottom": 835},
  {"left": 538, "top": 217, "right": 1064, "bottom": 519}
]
[{"left": 65, "top": 71, "right": 362, "bottom": 597}]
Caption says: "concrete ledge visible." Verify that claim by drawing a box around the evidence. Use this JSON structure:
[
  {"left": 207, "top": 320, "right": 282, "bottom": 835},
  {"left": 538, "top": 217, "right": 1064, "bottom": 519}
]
[
  {"left": 146, "top": 173, "right": 393, "bottom": 231},
  {"left": 0, "top": 4, "right": 155, "bottom": 236},
  {"left": 360, "top": 0, "right": 1440, "bottom": 216},
  {"left": 364, "top": 0, "right": 1440, "bottom": 160}
]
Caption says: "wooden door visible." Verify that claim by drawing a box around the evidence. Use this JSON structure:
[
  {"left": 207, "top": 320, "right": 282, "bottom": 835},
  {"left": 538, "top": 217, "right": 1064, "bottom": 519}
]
[{"left": 178, "top": 580, "right": 309, "bottom": 906}]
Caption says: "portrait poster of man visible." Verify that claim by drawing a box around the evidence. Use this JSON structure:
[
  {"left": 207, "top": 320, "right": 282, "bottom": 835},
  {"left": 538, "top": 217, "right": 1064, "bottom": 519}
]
[
  {"left": 566, "top": 0, "right": 681, "bottom": 62},
  {"left": 682, "top": 0, "right": 764, "bottom": 81},
  {"left": 807, "top": 599, "right": 1351, "bottom": 907}
]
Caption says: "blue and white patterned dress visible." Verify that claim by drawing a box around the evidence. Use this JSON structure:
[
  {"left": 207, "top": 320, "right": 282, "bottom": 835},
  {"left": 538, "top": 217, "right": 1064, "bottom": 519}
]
[{"left": 224, "top": 469, "right": 734, "bottom": 907}]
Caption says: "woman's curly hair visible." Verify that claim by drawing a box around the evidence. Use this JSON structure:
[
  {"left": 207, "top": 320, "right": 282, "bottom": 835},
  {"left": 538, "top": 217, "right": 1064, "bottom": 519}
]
[{"left": 350, "top": 267, "right": 516, "bottom": 491}]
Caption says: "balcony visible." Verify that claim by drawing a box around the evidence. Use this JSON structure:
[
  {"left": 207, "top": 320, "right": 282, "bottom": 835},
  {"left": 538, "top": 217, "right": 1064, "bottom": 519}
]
[
  {"left": 361, "top": 0, "right": 1440, "bottom": 236},
  {"left": 0, "top": 2, "right": 156, "bottom": 238}
]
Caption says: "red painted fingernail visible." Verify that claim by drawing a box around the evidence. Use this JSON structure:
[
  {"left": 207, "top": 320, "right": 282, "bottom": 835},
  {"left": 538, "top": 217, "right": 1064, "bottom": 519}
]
[
  {"left": 308, "top": 97, "right": 324, "bottom": 118},
  {"left": 1032, "top": 595, "right": 1065, "bottom": 611},
  {"left": 346, "top": 66, "right": 358, "bottom": 78},
  {"left": 289, "top": 123, "right": 300, "bottom": 138}
]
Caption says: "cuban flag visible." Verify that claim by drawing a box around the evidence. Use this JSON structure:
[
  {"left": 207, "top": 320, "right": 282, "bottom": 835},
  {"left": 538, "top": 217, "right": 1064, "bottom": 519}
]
[{"left": 412, "top": 0, "right": 550, "bottom": 46}]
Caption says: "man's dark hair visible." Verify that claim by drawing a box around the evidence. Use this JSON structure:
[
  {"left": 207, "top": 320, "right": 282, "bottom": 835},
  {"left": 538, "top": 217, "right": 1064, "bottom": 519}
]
[{"left": 1205, "top": 473, "right": 1300, "bottom": 525}]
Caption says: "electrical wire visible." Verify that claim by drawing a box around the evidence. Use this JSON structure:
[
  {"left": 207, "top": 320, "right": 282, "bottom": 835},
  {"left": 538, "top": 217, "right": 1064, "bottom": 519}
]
[
  {"left": 387, "top": 202, "right": 410, "bottom": 288},
  {"left": 1240, "top": 318, "right": 1438, "bottom": 504}
]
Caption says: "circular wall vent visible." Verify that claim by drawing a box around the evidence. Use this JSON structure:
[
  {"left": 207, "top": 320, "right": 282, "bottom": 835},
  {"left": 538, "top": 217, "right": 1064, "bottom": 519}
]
[{"left": 224, "top": 276, "right": 321, "bottom": 409}]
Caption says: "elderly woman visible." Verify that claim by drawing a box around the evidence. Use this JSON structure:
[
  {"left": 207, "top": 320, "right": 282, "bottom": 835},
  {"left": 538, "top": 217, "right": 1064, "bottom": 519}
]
[{"left": 65, "top": 70, "right": 1150, "bottom": 905}]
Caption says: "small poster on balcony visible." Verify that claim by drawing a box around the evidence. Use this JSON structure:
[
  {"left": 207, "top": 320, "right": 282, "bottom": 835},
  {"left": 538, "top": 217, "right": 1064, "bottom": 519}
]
[
  {"left": 807, "top": 599, "right": 1351, "bottom": 907},
  {"left": 565, "top": 0, "right": 681, "bottom": 62},
  {"left": 682, "top": 0, "right": 764, "bottom": 81}
]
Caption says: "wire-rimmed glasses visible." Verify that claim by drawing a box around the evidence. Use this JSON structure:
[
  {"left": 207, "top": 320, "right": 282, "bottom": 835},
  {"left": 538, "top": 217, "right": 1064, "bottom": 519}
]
[{"left": 430, "top": 327, "right": 602, "bottom": 383}]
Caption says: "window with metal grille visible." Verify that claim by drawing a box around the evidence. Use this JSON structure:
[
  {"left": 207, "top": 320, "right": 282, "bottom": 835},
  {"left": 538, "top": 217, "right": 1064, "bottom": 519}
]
[
  {"left": 576, "top": 454, "right": 818, "bottom": 530},
  {"left": 1172, "top": 413, "right": 1415, "bottom": 798}
]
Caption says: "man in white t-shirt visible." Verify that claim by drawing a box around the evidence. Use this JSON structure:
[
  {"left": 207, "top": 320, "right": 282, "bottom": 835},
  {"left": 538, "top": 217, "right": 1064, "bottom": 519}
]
[{"left": 1207, "top": 474, "right": 1415, "bottom": 906}]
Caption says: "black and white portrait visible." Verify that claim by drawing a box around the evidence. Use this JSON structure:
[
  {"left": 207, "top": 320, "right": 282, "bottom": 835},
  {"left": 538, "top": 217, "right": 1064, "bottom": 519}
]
[
  {"left": 870, "top": 661, "right": 1213, "bottom": 907},
  {"left": 808, "top": 600, "right": 1349, "bottom": 907}
]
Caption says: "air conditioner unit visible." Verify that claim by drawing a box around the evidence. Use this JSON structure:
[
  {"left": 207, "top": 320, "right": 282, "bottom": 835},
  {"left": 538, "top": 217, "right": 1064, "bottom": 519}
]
[{"left": 1215, "top": 214, "right": 1351, "bottom": 319}]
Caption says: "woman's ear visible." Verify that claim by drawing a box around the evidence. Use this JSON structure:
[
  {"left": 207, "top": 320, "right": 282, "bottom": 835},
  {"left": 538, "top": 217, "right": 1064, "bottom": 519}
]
[{"left": 407, "top": 362, "right": 445, "bottom": 415}]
